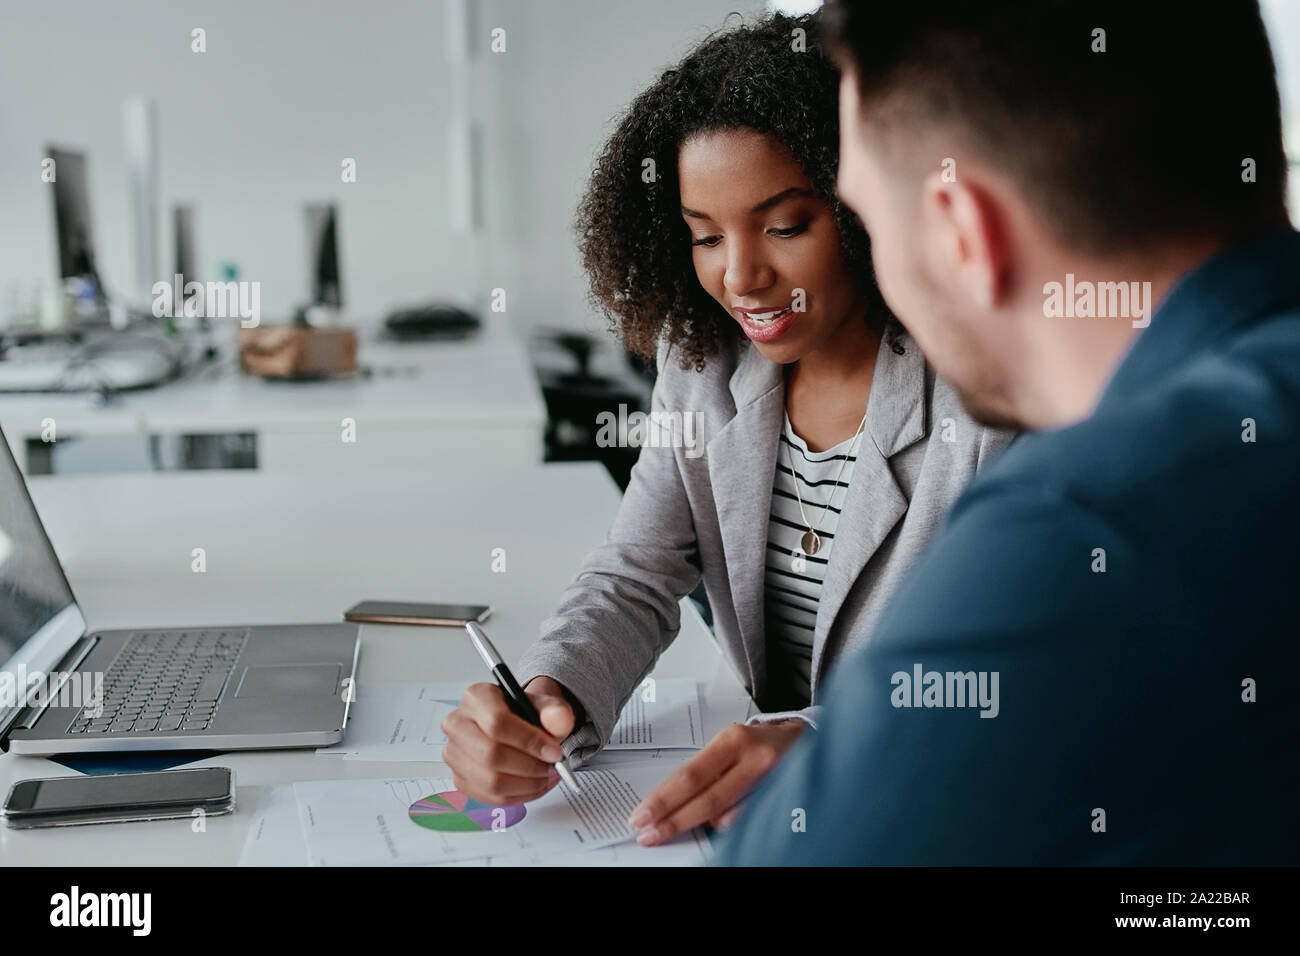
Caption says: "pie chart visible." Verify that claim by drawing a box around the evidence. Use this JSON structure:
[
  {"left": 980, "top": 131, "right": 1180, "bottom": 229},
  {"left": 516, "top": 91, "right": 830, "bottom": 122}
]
[{"left": 408, "top": 789, "right": 527, "bottom": 832}]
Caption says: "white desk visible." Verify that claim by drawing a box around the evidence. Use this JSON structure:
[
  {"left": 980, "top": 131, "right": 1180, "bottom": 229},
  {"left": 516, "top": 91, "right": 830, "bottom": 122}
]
[
  {"left": 0, "top": 463, "right": 745, "bottom": 865},
  {"left": 0, "top": 324, "right": 547, "bottom": 473}
]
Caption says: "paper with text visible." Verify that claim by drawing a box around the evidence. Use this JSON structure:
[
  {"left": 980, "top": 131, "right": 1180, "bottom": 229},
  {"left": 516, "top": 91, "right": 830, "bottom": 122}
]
[
  {"left": 606, "top": 678, "right": 703, "bottom": 749},
  {"left": 292, "top": 760, "right": 686, "bottom": 866},
  {"left": 317, "top": 677, "right": 706, "bottom": 761},
  {"left": 315, "top": 681, "right": 463, "bottom": 761}
]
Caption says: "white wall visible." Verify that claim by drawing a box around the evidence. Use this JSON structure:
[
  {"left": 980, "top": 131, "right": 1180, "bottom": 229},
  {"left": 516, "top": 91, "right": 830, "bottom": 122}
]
[
  {"left": 1260, "top": 0, "right": 1300, "bottom": 222},
  {"left": 2, "top": 0, "right": 1294, "bottom": 334},
  {"left": 0, "top": 0, "right": 759, "bottom": 332}
]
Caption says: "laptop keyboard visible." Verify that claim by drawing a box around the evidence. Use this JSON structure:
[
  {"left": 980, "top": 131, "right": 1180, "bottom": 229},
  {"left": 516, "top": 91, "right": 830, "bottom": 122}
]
[{"left": 67, "top": 629, "right": 250, "bottom": 735}]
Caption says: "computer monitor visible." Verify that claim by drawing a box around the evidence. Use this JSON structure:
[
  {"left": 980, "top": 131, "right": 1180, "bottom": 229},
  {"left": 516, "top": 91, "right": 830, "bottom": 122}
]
[
  {"left": 174, "top": 204, "right": 197, "bottom": 285},
  {"left": 48, "top": 146, "right": 103, "bottom": 297},
  {"left": 304, "top": 203, "right": 342, "bottom": 307}
]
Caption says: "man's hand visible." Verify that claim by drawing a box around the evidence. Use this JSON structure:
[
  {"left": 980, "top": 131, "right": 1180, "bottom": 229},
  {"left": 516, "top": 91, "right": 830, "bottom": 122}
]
[
  {"left": 440, "top": 676, "right": 576, "bottom": 806},
  {"left": 627, "top": 720, "right": 806, "bottom": 846}
]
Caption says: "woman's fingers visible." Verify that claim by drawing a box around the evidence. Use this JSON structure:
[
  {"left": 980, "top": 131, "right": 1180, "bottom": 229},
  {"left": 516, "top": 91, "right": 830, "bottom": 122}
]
[{"left": 440, "top": 681, "right": 572, "bottom": 805}]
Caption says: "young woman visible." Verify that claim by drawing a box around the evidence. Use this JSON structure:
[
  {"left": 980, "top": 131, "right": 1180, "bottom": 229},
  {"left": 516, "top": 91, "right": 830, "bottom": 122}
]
[{"left": 442, "top": 11, "right": 1011, "bottom": 846}]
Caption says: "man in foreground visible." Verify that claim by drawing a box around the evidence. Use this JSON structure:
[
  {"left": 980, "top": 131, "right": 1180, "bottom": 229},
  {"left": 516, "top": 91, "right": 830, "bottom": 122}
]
[{"left": 717, "top": 0, "right": 1299, "bottom": 864}]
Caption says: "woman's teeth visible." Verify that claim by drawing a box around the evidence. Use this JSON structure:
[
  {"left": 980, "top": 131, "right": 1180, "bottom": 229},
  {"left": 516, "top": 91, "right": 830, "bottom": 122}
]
[{"left": 745, "top": 308, "right": 790, "bottom": 325}]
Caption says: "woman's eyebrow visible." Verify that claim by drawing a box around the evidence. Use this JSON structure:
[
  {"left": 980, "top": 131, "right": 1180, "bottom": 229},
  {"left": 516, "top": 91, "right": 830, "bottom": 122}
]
[
  {"left": 749, "top": 186, "right": 816, "bottom": 213},
  {"left": 680, "top": 186, "right": 817, "bottom": 220}
]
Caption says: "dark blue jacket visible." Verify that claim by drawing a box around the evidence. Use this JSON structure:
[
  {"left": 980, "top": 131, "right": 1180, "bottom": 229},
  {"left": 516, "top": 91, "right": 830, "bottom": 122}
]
[{"left": 715, "top": 227, "right": 1300, "bottom": 865}]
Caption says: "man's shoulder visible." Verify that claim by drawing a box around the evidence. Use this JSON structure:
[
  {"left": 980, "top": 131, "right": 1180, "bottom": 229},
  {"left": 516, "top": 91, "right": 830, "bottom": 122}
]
[
  {"left": 926, "top": 304, "right": 1300, "bottom": 637},
  {"left": 976, "top": 306, "right": 1300, "bottom": 512}
]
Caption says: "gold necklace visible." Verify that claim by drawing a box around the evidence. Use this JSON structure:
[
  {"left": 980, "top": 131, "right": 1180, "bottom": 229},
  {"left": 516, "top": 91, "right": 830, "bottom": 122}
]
[{"left": 785, "top": 408, "right": 869, "bottom": 557}]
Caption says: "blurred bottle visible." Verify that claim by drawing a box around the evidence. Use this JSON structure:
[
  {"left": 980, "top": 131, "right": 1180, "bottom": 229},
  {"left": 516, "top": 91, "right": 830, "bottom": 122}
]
[{"left": 38, "top": 281, "right": 68, "bottom": 331}]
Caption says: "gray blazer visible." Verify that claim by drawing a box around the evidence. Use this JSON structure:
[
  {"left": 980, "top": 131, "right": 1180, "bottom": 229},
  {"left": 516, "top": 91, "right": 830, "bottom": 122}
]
[{"left": 517, "top": 325, "right": 1012, "bottom": 764}]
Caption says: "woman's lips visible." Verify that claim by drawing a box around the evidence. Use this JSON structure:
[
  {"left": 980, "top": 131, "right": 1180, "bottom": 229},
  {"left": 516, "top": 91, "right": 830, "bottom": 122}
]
[{"left": 736, "top": 306, "right": 797, "bottom": 343}]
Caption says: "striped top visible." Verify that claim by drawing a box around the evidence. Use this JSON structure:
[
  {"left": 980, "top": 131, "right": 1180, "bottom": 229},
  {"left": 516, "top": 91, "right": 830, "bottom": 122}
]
[{"left": 764, "top": 413, "right": 862, "bottom": 711}]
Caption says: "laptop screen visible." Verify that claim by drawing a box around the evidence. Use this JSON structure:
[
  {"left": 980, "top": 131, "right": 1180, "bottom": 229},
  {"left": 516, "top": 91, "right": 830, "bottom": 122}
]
[{"left": 0, "top": 433, "right": 76, "bottom": 666}]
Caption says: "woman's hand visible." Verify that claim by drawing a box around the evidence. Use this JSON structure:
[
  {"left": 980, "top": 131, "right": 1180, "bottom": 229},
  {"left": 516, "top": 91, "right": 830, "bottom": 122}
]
[
  {"left": 440, "top": 676, "right": 575, "bottom": 806},
  {"left": 627, "top": 720, "right": 807, "bottom": 846}
]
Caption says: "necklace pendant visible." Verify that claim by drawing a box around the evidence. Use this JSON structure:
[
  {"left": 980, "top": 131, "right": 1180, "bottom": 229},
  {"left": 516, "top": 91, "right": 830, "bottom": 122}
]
[{"left": 801, "top": 530, "right": 821, "bottom": 556}]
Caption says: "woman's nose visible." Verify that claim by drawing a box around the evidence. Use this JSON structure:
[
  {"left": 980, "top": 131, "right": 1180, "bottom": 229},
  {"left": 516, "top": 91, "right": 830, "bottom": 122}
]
[{"left": 723, "top": 238, "right": 774, "bottom": 299}]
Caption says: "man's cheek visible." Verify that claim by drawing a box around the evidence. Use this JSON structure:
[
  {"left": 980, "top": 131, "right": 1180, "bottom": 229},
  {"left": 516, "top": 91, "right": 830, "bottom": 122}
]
[{"left": 872, "top": 247, "right": 909, "bottom": 312}]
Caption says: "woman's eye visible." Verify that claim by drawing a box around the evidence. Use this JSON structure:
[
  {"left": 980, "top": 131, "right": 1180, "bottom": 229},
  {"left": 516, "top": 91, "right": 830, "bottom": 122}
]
[
  {"left": 690, "top": 235, "right": 721, "bottom": 248},
  {"left": 769, "top": 222, "right": 810, "bottom": 238}
]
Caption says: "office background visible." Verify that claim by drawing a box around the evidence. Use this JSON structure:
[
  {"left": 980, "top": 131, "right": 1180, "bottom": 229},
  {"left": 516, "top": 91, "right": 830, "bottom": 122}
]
[
  {"left": 0, "top": 0, "right": 1296, "bottom": 479},
  {"left": 5, "top": 0, "right": 1294, "bottom": 332},
  {"left": 0, "top": 0, "right": 783, "bottom": 330}
]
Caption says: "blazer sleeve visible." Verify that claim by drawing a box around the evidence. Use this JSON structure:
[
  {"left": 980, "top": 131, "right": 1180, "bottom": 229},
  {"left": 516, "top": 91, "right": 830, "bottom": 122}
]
[
  {"left": 745, "top": 706, "right": 821, "bottom": 730},
  {"left": 514, "top": 344, "right": 705, "bottom": 765}
]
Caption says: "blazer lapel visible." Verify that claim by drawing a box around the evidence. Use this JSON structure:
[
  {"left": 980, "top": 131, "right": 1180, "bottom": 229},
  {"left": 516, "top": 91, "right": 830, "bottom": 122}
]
[
  {"left": 707, "top": 344, "right": 784, "bottom": 698},
  {"left": 810, "top": 327, "right": 928, "bottom": 689}
]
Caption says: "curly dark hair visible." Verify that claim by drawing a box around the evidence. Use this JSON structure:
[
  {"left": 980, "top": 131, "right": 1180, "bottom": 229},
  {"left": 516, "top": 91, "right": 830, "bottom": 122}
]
[{"left": 575, "top": 10, "right": 890, "bottom": 372}]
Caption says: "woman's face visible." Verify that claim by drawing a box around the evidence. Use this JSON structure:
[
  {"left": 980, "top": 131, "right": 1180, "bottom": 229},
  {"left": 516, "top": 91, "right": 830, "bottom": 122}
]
[{"left": 678, "top": 128, "right": 865, "bottom": 365}]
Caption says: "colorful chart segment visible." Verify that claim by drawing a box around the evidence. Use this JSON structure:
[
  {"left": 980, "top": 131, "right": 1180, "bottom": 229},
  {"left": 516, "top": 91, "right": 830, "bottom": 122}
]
[{"left": 408, "top": 790, "right": 527, "bottom": 832}]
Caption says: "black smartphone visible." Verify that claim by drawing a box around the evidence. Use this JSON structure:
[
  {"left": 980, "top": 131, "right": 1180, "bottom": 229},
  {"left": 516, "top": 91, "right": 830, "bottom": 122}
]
[
  {"left": 343, "top": 600, "right": 493, "bottom": 627},
  {"left": 1, "top": 767, "right": 235, "bottom": 829}
]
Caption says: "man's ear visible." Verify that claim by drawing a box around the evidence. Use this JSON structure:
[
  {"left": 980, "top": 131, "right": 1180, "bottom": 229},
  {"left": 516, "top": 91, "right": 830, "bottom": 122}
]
[{"left": 921, "top": 170, "right": 1010, "bottom": 310}]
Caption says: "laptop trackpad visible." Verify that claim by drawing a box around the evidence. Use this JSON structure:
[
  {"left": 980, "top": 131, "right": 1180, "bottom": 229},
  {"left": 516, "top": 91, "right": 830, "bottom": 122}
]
[{"left": 234, "top": 664, "right": 341, "bottom": 697}]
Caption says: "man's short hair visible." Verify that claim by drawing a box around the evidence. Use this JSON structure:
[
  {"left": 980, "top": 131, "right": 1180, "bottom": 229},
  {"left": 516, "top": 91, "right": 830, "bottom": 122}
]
[{"left": 824, "top": 0, "right": 1290, "bottom": 254}]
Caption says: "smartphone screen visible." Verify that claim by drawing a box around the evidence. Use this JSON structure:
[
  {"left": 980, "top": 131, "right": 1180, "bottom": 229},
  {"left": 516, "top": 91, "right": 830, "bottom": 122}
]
[
  {"left": 343, "top": 601, "right": 492, "bottom": 625},
  {"left": 4, "top": 768, "right": 232, "bottom": 817}
]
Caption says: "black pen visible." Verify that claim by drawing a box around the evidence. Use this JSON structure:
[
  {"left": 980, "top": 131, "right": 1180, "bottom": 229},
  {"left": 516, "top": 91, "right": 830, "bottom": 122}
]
[{"left": 464, "top": 621, "right": 581, "bottom": 794}]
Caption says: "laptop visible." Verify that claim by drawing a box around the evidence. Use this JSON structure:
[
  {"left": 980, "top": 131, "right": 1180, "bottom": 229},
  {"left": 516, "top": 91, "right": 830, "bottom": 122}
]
[{"left": 0, "top": 427, "right": 360, "bottom": 755}]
